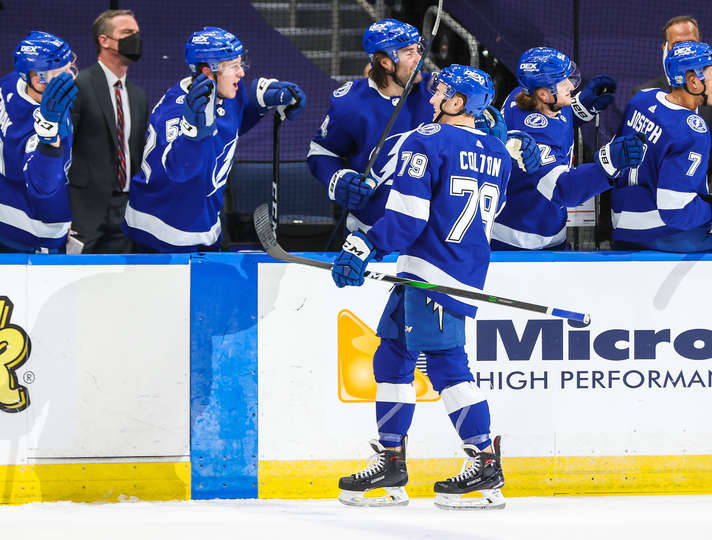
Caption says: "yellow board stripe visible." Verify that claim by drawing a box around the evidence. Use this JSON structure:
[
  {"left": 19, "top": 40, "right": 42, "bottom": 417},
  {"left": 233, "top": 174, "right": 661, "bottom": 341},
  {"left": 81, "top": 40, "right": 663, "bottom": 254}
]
[
  {"left": 259, "top": 455, "right": 712, "bottom": 499},
  {"left": 0, "top": 462, "right": 190, "bottom": 504}
]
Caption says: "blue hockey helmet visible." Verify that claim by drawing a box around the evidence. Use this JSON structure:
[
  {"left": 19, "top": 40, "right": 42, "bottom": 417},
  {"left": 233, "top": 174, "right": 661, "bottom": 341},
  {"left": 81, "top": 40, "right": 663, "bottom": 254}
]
[
  {"left": 185, "top": 26, "right": 245, "bottom": 74},
  {"left": 665, "top": 41, "right": 712, "bottom": 87},
  {"left": 517, "top": 47, "right": 581, "bottom": 96},
  {"left": 14, "top": 31, "right": 74, "bottom": 84},
  {"left": 363, "top": 19, "right": 422, "bottom": 63},
  {"left": 430, "top": 65, "right": 494, "bottom": 116}
]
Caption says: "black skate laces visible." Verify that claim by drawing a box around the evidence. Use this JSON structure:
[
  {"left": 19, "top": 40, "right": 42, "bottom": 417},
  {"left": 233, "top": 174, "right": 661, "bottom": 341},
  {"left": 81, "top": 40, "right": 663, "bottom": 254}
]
[{"left": 353, "top": 452, "right": 386, "bottom": 479}]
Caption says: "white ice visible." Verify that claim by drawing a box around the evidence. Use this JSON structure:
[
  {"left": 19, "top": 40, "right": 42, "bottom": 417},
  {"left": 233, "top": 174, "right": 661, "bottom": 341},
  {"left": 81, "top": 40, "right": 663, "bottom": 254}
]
[{"left": 1, "top": 495, "right": 710, "bottom": 540}]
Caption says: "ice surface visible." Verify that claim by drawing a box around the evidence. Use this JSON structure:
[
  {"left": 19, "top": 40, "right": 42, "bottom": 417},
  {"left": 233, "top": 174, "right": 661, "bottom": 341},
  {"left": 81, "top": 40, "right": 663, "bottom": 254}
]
[{"left": 1, "top": 495, "right": 710, "bottom": 540}]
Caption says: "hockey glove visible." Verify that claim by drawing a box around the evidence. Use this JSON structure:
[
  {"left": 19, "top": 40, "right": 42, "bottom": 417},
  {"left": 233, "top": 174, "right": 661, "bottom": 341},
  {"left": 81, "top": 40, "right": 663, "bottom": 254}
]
[
  {"left": 571, "top": 75, "right": 617, "bottom": 121},
  {"left": 181, "top": 73, "right": 216, "bottom": 141},
  {"left": 505, "top": 130, "right": 541, "bottom": 174},
  {"left": 34, "top": 72, "right": 77, "bottom": 144},
  {"left": 253, "top": 78, "right": 307, "bottom": 120},
  {"left": 332, "top": 230, "right": 376, "bottom": 288},
  {"left": 475, "top": 106, "right": 507, "bottom": 144},
  {"left": 594, "top": 133, "right": 645, "bottom": 178},
  {"left": 329, "top": 169, "right": 377, "bottom": 210}
]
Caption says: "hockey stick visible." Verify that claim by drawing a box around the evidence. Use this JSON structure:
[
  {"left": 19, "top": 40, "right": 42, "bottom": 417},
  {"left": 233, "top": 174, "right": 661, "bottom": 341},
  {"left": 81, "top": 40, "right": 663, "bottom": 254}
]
[
  {"left": 272, "top": 112, "right": 283, "bottom": 239},
  {"left": 254, "top": 203, "right": 590, "bottom": 323},
  {"left": 271, "top": 87, "right": 301, "bottom": 239},
  {"left": 324, "top": 1, "right": 444, "bottom": 250}
]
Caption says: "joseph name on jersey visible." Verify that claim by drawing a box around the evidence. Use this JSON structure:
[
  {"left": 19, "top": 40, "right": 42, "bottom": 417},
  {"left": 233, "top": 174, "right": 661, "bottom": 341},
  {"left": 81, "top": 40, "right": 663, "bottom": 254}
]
[
  {"left": 123, "top": 76, "right": 260, "bottom": 251},
  {"left": 367, "top": 124, "right": 511, "bottom": 317},
  {"left": 307, "top": 74, "right": 434, "bottom": 231},
  {"left": 492, "top": 87, "right": 611, "bottom": 250},
  {"left": 0, "top": 72, "right": 72, "bottom": 251},
  {"left": 612, "top": 89, "right": 712, "bottom": 242}
]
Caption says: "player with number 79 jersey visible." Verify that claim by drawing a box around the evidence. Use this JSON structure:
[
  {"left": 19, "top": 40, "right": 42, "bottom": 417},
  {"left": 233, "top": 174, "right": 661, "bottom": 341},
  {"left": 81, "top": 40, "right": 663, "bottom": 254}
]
[
  {"left": 331, "top": 66, "right": 510, "bottom": 511},
  {"left": 366, "top": 112, "right": 510, "bottom": 317}
]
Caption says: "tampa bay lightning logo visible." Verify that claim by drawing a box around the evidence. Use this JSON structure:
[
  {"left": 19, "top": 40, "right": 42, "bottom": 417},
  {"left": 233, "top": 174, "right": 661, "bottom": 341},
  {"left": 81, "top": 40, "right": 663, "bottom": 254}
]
[
  {"left": 687, "top": 114, "right": 707, "bottom": 134},
  {"left": 333, "top": 81, "right": 353, "bottom": 98},
  {"left": 524, "top": 112, "right": 548, "bottom": 129},
  {"left": 217, "top": 106, "right": 226, "bottom": 117},
  {"left": 417, "top": 124, "right": 441, "bottom": 135}
]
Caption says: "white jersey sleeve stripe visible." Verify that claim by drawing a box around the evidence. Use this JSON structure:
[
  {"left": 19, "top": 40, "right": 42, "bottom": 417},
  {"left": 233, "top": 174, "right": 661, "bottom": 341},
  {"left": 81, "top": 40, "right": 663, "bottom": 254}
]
[
  {"left": 491, "top": 221, "right": 567, "bottom": 249},
  {"left": 396, "top": 254, "right": 483, "bottom": 308},
  {"left": 612, "top": 209, "right": 666, "bottom": 230},
  {"left": 656, "top": 188, "right": 697, "bottom": 210},
  {"left": 0, "top": 202, "right": 70, "bottom": 239},
  {"left": 536, "top": 165, "right": 569, "bottom": 201},
  {"left": 125, "top": 203, "right": 221, "bottom": 246},
  {"left": 385, "top": 190, "right": 430, "bottom": 221},
  {"left": 307, "top": 141, "right": 340, "bottom": 159}
]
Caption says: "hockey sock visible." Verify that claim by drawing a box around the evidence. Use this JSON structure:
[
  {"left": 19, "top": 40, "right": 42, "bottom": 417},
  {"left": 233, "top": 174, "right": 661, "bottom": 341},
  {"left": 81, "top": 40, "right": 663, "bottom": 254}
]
[
  {"left": 375, "top": 383, "right": 415, "bottom": 448},
  {"left": 441, "top": 381, "right": 492, "bottom": 450}
]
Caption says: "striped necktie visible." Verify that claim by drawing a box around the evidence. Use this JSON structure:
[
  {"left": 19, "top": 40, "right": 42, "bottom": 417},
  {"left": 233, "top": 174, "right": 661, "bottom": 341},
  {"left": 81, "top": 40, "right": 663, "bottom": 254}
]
[{"left": 115, "top": 80, "right": 127, "bottom": 190}]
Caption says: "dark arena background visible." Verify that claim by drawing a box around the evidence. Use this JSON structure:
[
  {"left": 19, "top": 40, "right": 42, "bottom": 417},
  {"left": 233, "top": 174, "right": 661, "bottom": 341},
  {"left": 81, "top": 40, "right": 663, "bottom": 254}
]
[{"left": 3, "top": 0, "right": 710, "bottom": 250}]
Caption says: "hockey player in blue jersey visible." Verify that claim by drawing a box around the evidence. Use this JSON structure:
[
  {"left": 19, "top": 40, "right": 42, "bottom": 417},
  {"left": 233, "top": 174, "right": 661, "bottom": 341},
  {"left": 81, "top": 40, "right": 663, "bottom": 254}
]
[
  {"left": 307, "top": 19, "right": 435, "bottom": 233},
  {"left": 0, "top": 31, "right": 77, "bottom": 253},
  {"left": 122, "top": 27, "right": 305, "bottom": 252},
  {"left": 331, "top": 65, "right": 510, "bottom": 510},
  {"left": 492, "top": 47, "right": 645, "bottom": 250},
  {"left": 611, "top": 41, "right": 712, "bottom": 252}
]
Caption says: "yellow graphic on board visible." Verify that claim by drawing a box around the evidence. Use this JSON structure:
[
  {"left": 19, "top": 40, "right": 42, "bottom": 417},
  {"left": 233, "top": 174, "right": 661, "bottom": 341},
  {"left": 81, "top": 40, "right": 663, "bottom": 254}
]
[
  {"left": 337, "top": 309, "right": 439, "bottom": 403},
  {"left": 0, "top": 297, "right": 31, "bottom": 413}
]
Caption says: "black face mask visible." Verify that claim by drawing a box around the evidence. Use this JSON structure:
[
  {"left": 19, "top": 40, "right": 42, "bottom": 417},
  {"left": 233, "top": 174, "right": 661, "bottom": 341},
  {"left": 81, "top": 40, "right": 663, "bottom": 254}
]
[{"left": 118, "top": 32, "right": 142, "bottom": 62}]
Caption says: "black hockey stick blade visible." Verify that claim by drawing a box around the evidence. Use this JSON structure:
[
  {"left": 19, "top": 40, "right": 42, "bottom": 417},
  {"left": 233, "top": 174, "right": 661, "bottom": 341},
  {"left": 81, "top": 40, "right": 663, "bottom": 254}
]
[{"left": 253, "top": 204, "right": 590, "bottom": 323}]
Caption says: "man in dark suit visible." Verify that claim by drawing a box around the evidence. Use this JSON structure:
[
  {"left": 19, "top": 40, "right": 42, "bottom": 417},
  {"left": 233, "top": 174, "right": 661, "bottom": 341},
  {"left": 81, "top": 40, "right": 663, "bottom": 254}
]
[
  {"left": 69, "top": 9, "right": 148, "bottom": 253},
  {"left": 632, "top": 15, "right": 712, "bottom": 130}
]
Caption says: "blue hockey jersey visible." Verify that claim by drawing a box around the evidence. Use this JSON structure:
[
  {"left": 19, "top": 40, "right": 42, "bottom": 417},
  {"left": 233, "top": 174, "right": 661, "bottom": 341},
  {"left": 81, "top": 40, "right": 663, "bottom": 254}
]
[
  {"left": 0, "top": 73, "right": 73, "bottom": 252},
  {"left": 123, "top": 76, "right": 262, "bottom": 252},
  {"left": 611, "top": 89, "right": 712, "bottom": 243},
  {"left": 492, "top": 87, "right": 611, "bottom": 250},
  {"left": 367, "top": 123, "right": 511, "bottom": 318},
  {"left": 307, "top": 73, "right": 434, "bottom": 231}
]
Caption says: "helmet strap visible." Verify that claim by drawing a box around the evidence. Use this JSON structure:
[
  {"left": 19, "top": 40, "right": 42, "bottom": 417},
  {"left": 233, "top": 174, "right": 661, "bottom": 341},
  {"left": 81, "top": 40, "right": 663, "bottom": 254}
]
[
  {"left": 435, "top": 98, "right": 465, "bottom": 123},
  {"left": 683, "top": 80, "right": 709, "bottom": 106}
]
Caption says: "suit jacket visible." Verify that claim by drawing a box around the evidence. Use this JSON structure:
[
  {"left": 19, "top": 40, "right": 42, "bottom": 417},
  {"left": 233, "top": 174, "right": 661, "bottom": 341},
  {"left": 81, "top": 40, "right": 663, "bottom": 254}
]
[{"left": 68, "top": 62, "right": 149, "bottom": 236}]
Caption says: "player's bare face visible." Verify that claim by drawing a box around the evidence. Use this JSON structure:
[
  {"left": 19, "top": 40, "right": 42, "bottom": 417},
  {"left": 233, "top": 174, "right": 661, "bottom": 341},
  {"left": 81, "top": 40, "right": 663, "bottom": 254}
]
[
  {"left": 396, "top": 44, "right": 422, "bottom": 84},
  {"left": 429, "top": 82, "right": 454, "bottom": 121},
  {"left": 216, "top": 57, "right": 245, "bottom": 99},
  {"left": 555, "top": 78, "right": 574, "bottom": 107},
  {"left": 666, "top": 21, "right": 700, "bottom": 50},
  {"left": 703, "top": 66, "right": 712, "bottom": 104}
]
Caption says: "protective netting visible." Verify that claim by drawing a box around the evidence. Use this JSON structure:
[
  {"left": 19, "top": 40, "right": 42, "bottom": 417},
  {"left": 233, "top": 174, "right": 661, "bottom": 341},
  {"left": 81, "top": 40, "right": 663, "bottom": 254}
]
[{"left": 2, "top": 1, "right": 712, "bottom": 248}]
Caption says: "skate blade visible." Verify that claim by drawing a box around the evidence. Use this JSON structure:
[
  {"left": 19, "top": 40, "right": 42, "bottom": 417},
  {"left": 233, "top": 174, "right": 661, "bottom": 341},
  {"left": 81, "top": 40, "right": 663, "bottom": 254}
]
[
  {"left": 434, "top": 488, "right": 506, "bottom": 510},
  {"left": 338, "top": 487, "right": 409, "bottom": 507}
]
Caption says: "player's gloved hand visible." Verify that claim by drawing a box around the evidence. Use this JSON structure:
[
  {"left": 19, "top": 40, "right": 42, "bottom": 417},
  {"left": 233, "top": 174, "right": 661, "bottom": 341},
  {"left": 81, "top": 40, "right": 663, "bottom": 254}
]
[
  {"left": 253, "top": 78, "right": 307, "bottom": 120},
  {"left": 181, "top": 73, "right": 216, "bottom": 141},
  {"left": 571, "top": 75, "right": 617, "bottom": 121},
  {"left": 595, "top": 133, "right": 645, "bottom": 178},
  {"left": 475, "top": 106, "right": 507, "bottom": 143},
  {"left": 34, "top": 72, "right": 77, "bottom": 144},
  {"left": 329, "top": 168, "right": 377, "bottom": 210},
  {"left": 332, "top": 230, "right": 376, "bottom": 288},
  {"left": 505, "top": 130, "right": 541, "bottom": 174}
]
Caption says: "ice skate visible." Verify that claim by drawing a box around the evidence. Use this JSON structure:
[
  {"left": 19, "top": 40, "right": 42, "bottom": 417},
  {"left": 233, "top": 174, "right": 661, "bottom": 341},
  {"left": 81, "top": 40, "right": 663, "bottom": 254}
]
[
  {"left": 338, "top": 439, "right": 408, "bottom": 507},
  {"left": 434, "top": 435, "right": 505, "bottom": 510}
]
